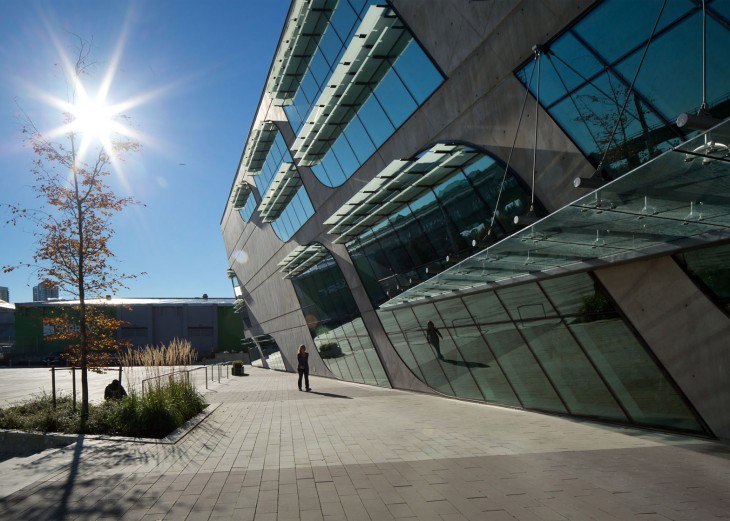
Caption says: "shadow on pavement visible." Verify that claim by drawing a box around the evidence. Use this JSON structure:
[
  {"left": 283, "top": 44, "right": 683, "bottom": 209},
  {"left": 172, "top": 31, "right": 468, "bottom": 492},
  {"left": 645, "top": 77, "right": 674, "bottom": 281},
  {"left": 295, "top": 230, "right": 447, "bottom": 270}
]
[{"left": 307, "top": 391, "right": 353, "bottom": 399}]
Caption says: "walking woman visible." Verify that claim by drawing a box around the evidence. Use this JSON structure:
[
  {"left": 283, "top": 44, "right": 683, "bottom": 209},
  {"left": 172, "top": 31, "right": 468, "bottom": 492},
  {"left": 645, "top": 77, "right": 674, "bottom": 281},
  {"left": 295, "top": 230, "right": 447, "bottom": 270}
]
[
  {"left": 297, "top": 344, "right": 311, "bottom": 391},
  {"left": 426, "top": 321, "right": 444, "bottom": 360}
]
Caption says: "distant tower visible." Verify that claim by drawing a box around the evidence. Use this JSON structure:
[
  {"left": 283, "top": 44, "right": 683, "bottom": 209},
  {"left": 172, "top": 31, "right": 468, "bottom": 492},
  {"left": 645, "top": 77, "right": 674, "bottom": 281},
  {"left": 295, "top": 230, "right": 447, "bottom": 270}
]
[
  {"left": 0, "top": 286, "right": 8, "bottom": 302},
  {"left": 33, "top": 280, "right": 59, "bottom": 301}
]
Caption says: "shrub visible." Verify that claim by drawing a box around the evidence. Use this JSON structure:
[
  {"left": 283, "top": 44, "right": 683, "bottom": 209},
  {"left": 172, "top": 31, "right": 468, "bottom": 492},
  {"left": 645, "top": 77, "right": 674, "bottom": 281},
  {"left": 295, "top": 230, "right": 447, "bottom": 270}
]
[
  {"left": 0, "top": 382, "right": 207, "bottom": 438},
  {"left": 318, "top": 342, "right": 342, "bottom": 359},
  {"left": 0, "top": 339, "right": 208, "bottom": 438}
]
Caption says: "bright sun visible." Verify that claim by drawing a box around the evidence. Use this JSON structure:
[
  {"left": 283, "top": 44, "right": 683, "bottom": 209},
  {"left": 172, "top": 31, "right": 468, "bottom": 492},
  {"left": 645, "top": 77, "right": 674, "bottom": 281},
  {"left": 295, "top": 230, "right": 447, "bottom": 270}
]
[
  {"left": 64, "top": 81, "right": 135, "bottom": 162},
  {"left": 70, "top": 94, "right": 117, "bottom": 142},
  {"left": 37, "top": 35, "right": 144, "bottom": 166}
]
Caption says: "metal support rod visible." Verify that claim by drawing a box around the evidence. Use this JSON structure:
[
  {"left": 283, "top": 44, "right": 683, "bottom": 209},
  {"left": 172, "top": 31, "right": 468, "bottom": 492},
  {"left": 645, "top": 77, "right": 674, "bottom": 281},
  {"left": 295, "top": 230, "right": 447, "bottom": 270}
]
[
  {"left": 72, "top": 367, "right": 77, "bottom": 411},
  {"left": 51, "top": 367, "right": 56, "bottom": 409},
  {"left": 701, "top": 0, "right": 707, "bottom": 110}
]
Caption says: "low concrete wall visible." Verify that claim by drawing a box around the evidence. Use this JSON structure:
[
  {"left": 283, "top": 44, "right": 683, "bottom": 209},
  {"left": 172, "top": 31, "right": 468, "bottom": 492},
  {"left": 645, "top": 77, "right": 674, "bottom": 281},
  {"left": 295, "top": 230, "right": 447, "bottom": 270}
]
[{"left": 0, "top": 430, "right": 76, "bottom": 456}]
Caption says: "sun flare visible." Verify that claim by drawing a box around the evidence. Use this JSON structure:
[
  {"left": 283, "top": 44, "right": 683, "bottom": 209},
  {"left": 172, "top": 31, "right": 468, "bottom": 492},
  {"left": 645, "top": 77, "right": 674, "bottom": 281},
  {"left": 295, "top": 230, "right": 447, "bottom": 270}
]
[
  {"left": 70, "top": 92, "right": 117, "bottom": 143},
  {"left": 33, "top": 27, "right": 146, "bottom": 173}
]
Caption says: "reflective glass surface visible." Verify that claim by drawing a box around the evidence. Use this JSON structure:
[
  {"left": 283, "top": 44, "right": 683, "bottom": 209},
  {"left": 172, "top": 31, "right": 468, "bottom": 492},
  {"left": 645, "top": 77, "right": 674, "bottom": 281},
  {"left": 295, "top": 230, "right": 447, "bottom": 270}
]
[
  {"left": 291, "top": 248, "right": 390, "bottom": 387},
  {"left": 238, "top": 190, "right": 257, "bottom": 222},
  {"left": 347, "top": 147, "right": 540, "bottom": 308},
  {"left": 377, "top": 272, "right": 705, "bottom": 433},
  {"left": 677, "top": 241, "right": 730, "bottom": 312},
  {"left": 253, "top": 133, "right": 315, "bottom": 241},
  {"left": 385, "top": 121, "right": 730, "bottom": 308},
  {"left": 284, "top": 0, "right": 443, "bottom": 186},
  {"left": 248, "top": 334, "right": 287, "bottom": 371},
  {"left": 517, "top": 0, "right": 730, "bottom": 177}
]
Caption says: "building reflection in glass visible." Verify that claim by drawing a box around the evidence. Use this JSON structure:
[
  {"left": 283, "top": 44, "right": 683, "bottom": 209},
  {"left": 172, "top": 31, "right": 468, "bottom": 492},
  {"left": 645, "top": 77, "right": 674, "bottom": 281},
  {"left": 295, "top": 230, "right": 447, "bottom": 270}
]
[{"left": 291, "top": 247, "right": 390, "bottom": 387}]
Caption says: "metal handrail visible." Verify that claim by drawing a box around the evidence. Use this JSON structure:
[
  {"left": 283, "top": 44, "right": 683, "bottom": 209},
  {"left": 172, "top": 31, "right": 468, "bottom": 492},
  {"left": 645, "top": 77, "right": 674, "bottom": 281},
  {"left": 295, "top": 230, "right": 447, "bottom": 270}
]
[{"left": 140, "top": 362, "right": 231, "bottom": 393}]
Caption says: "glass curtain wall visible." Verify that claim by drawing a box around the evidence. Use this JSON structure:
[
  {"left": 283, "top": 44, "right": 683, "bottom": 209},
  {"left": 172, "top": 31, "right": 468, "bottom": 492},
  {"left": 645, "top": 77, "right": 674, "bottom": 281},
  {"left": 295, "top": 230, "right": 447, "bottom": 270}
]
[
  {"left": 254, "top": 132, "right": 314, "bottom": 240},
  {"left": 238, "top": 193, "right": 257, "bottom": 222},
  {"left": 377, "top": 271, "right": 705, "bottom": 434},
  {"left": 677, "top": 241, "right": 730, "bottom": 313},
  {"left": 517, "top": 0, "right": 730, "bottom": 178},
  {"left": 291, "top": 247, "right": 390, "bottom": 387},
  {"left": 284, "top": 0, "right": 443, "bottom": 186},
  {"left": 247, "top": 334, "right": 287, "bottom": 371},
  {"left": 347, "top": 150, "right": 539, "bottom": 307}
]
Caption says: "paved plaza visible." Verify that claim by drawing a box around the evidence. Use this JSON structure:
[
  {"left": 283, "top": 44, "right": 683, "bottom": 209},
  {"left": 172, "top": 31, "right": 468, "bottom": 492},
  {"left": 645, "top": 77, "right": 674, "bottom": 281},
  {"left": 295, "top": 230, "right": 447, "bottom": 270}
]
[{"left": 1, "top": 366, "right": 729, "bottom": 520}]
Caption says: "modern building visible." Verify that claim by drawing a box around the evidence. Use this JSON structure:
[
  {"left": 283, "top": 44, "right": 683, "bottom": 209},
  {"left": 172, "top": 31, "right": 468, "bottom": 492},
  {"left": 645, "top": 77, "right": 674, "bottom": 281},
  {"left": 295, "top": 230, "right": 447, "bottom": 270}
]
[
  {"left": 221, "top": 0, "right": 730, "bottom": 439},
  {"left": 0, "top": 286, "right": 9, "bottom": 303},
  {"left": 0, "top": 301, "right": 15, "bottom": 361},
  {"left": 32, "top": 280, "right": 59, "bottom": 302},
  {"left": 11, "top": 297, "right": 244, "bottom": 363}
]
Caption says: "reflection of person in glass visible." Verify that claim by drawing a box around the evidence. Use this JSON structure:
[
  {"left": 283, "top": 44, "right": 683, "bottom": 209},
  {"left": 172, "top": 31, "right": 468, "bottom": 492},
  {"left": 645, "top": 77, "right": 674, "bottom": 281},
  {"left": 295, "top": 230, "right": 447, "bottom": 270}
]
[
  {"left": 297, "top": 344, "right": 311, "bottom": 392},
  {"left": 426, "top": 321, "right": 444, "bottom": 360}
]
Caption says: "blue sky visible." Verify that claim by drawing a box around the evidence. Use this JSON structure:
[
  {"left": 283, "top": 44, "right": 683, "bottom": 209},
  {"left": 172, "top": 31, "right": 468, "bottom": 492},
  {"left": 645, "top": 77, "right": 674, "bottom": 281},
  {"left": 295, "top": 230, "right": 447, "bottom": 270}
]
[{"left": 0, "top": 0, "right": 290, "bottom": 302}]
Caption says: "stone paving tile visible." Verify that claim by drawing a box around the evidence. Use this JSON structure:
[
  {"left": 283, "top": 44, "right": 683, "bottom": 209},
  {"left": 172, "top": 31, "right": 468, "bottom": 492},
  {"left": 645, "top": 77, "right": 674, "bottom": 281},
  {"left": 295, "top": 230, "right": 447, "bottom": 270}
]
[{"left": 2, "top": 367, "right": 730, "bottom": 520}]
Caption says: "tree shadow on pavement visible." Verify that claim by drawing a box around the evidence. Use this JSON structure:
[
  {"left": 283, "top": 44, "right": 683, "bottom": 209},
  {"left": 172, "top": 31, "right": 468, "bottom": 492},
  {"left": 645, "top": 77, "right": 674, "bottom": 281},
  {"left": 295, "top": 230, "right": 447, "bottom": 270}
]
[{"left": 0, "top": 432, "right": 192, "bottom": 521}]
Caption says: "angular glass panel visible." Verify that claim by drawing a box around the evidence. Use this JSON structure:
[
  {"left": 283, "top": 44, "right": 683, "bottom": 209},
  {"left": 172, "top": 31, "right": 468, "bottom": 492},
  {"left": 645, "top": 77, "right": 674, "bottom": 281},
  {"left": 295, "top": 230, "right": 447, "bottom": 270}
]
[
  {"left": 433, "top": 297, "right": 507, "bottom": 399},
  {"left": 538, "top": 33, "right": 603, "bottom": 108},
  {"left": 373, "top": 68, "right": 418, "bottom": 129},
  {"left": 518, "top": 318, "right": 627, "bottom": 420},
  {"left": 392, "top": 40, "right": 443, "bottom": 105},
  {"left": 539, "top": 273, "right": 614, "bottom": 317},
  {"left": 292, "top": 87, "right": 315, "bottom": 132},
  {"left": 343, "top": 115, "right": 376, "bottom": 163},
  {"left": 385, "top": 330, "right": 426, "bottom": 381},
  {"left": 462, "top": 157, "right": 520, "bottom": 240},
  {"left": 378, "top": 309, "right": 399, "bottom": 332},
  {"left": 319, "top": 24, "right": 345, "bottom": 67},
  {"left": 485, "top": 322, "right": 567, "bottom": 413},
  {"left": 316, "top": 151, "right": 347, "bottom": 186},
  {"left": 678, "top": 242, "right": 730, "bottom": 310},
  {"left": 414, "top": 301, "right": 484, "bottom": 401},
  {"left": 357, "top": 95, "right": 396, "bottom": 148},
  {"left": 372, "top": 221, "right": 415, "bottom": 283},
  {"left": 349, "top": 242, "right": 390, "bottom": 305},
  {"left": 393, "top": 306, "right": 455, "bottom": 395},
  {"left": 308, "top": 50, "right": 332, "bottom": 88},
  {"left": 433, "top": 171, "right": 487, "bottom": 255},
  {"left": 360, "top": 338, "right": 390, "bottom": 387},
  {"left": 284, "top": 103, "right": 304, "bottom": 135},
  {"left": 569, "top": 317, "right": 703, "bottom": 432},
  {"left": 407, "top": 192, "right": 451, "bottom": 258},
  {"left": 292, "top": 249, "right": 389, "bottom": 387},
  {"left": 548, "top": 70, "right": 671, "bottom": 175},
  {"left": 455, "top": 292, "right": 530, "bottom": 405},
  {"left": 573, "top": 0, "right": 694, "bottom": 65},
  {"left": 461, "top": 291, "right": 511, "bottom": 325},
  {"left": 329, "top": 0, "right": 358, "bottom": 43},
  {"left": 497, "top": 283, "right": 557, "bottom": 320},
  {"left": 339, "top": 334, "right": 365, "bottom": 384},
  {"left": 299, "top": 72, "right": 320, "bottom": 108},
  {"left": 330, "top": 137, "right": 360, "bottom": 184},
  {"left": 616, "top": 13, "right": 730, "bottom": 120}
]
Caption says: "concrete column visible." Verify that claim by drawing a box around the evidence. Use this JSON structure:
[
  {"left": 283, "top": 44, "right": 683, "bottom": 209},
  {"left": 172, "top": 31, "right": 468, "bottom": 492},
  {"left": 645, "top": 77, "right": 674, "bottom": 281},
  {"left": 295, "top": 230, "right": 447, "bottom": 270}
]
[{"left": 596, "top": 256, "right": 730, "bottom": 439}]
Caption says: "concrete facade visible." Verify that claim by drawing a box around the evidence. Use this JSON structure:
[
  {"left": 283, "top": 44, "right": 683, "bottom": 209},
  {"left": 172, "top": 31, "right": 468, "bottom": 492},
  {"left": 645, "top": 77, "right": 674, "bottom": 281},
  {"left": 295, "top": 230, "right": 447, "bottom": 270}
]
[{"left": 221, "top": 1, "right": 730, "bottom": 438}]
